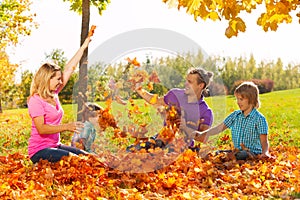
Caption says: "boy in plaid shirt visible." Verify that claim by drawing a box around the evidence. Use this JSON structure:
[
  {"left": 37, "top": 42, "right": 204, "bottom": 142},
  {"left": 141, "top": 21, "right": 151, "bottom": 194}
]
[{"left": 194, "top": 81, "right": 272, "bottom": 160}]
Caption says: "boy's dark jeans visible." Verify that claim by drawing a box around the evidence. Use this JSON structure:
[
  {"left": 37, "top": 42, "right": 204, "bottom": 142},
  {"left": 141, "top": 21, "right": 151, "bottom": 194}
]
[{"left": 215, "top": 150, "right": 257, "bottom": 160}]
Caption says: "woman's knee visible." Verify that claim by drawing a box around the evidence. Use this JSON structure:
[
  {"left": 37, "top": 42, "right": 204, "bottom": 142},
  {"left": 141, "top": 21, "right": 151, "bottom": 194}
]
[{"left": 30, "top": 148, "right": 70, "bottom": 163}]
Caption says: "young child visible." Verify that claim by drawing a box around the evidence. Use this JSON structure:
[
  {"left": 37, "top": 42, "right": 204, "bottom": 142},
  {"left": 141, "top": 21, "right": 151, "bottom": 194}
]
[
  {"left": 194, "top": 81, "right": 272, "bottom": 160},
  {"left": 72, "top": 102, "right": 103, "bottom": 153}
]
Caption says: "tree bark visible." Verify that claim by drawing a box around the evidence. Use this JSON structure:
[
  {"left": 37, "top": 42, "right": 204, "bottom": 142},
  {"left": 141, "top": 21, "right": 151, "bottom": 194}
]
[
  {"left": 77, "top": 0, "right": 90, "bottom": 121},
  {"left": 0, "top": 98, "right": 2, "bottom": 113}
]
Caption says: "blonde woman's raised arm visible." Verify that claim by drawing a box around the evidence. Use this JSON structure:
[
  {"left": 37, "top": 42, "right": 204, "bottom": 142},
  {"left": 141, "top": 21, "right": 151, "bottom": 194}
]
[{"left": 57, "top": 36, "right": 91, "bottom": 92}]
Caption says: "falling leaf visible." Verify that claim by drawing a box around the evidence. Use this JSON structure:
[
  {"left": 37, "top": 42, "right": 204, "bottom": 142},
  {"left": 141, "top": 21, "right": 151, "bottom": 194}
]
[
  {"left": 126, "top": 57, "right": 140, "bottom": 67},
  {"left": 149, "top": 94, "right": 158, "bottom": 104},
  {"left": 149, "top": 71, "right": 161, "bottom": 83}
]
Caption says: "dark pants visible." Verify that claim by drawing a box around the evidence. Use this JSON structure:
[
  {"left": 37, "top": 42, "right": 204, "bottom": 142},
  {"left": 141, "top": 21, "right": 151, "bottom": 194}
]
[
  {"left": 30, "top": 144, "right": 87, "bottom": 164},
  {"left": 216, "top": 150, "right": 257, "bottom": 160}
]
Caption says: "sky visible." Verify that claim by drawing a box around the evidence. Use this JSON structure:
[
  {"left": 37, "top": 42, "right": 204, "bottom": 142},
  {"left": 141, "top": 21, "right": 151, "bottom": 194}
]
[{"left": 8, "top": 0, "right": 300, "bottom": 79}]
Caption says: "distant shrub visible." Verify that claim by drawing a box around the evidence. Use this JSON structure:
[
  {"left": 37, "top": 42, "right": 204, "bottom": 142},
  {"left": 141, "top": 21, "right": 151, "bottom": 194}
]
[
  {"left": 231, "top": 79, "right": 274, "bottom": 94},
  {"left": 208, "top": 82, "right": 228, "bottom": 96}
]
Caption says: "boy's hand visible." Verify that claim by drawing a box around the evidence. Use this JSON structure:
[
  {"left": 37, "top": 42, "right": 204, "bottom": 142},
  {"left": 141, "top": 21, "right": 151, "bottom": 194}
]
[
  {"left": 259, "top": 152, "right": 276, "bottom": 161},
  {"left": 194, "top": 131, "right": 207, "bottom": 143}
]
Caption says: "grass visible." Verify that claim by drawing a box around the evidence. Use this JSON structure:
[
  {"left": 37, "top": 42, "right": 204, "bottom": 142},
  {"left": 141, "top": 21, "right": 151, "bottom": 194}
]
[{"left": 0, "top": 88, "right": 299, "bottom": 157}]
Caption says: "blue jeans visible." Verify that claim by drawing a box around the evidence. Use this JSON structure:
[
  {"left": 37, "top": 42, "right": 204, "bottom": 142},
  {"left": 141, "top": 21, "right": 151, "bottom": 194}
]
[{"left": 30, "top": 144, "right": 87, "bottom": 163}]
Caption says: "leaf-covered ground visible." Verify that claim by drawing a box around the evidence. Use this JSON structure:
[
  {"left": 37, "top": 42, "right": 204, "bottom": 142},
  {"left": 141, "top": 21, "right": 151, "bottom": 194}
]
[
  {"left": 1, "top": 88, "right": 299, "bottom": 199},
  {"left": 1, "top": 144, "right": 299, "bottom": 199}
]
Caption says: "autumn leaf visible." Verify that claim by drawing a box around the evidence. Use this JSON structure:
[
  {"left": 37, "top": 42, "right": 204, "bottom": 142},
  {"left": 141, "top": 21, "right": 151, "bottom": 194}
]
[
  {"left": 148, "top": 70, "right": 161, "bottom": 83},
  {"left": 163, "top": 0, "right": 299, "bottom": 37},
  {"left": 220, "top": 134, "right": 230, "bottom": 141},
  {"left": 88, "top": 25, "right": 96, "bottom": 37},
  {"left": 208, "top": 11, "right": 220, "bottom": 21},
  {"left": 147, "top": 82, "right": 154, "bottom": 91},
  {"left": 225, "top": 25, "right": 236, "bottom": 38},
  {"left": 126, "top": 57, "right": 141, "bottom": 67},
  {"left": 149, "top": 94, "right": 158, "bottom": 104}
]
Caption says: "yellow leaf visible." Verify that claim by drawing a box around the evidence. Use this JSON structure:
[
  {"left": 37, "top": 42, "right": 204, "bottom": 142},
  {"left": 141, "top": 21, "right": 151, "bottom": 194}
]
[
  {"left": 230, "top": 19, "right": 238, "bottom": 32},
  {"left": 187, "top": 0, "right": 201, "bottom": 14},
  {"left": 225, "top": 26, "right": 235, "bottom": 38},
  {"left": 165, "top": 0, "right": 178, "bottom": 8},
  {"left": 158, "top": 172, "right": 165, "bottom": 179},
  {"left": 1, "top": 182, "right": 10, "bottom": 190},
  {"left": 272, "top": 165, "right": 283, "bottom": 174},
  {"left": 260, "top": 163, "right": 268, "bottom": 173},
  {"left": 270, "top": 21, "right": 278, "bottom": 31},
  {"left": 165, "top": 177, "right": 176, "bottom": 188},
  {"left": 251, "top": 179, "right": 261, "bottom": 188},
  {"left": 208, "top": 11, "right": 220, "bottom": 21},
  {"left": 264, "top": 180, "right": 272, "bottom": 190},
  {"left": 183, "top": 192, "right": 192, "bottom": 199},
  {"left": 194, "top": 167, "right": 202, "bottom": 172},
  {"left": 236, "top": 19, "right": 246, "bottom": 32},
  {"left": 207, "top": 177, "right": 214, "bottom": 186},
  {"left": 223, "top": 7, "right": 231, "bottom": 20},
  {"left": 140, "top": 142, "right": 146, "bottom": 147},
  {"left": 287, "top": 154, "right": 297, "bottom": 162},
  {"left": 149, "top": 94, "right": 158, "bottom": 104}
]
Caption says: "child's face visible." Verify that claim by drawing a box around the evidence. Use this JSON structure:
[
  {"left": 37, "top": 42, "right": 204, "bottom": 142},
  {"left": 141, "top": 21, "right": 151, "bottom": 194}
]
[
  {"left": 235, "top": 94, "right": 254, "bottom": 115},
  {"left": 89, "top": 112, "right": 99, "bottom": 125}
]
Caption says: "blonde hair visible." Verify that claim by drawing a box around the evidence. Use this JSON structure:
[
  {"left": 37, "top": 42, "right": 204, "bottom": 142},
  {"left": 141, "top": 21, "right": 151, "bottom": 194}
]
[
  {"left": 234, "top": 81, "right": 260, "bottom": 108},
  {"left": 30, "top": 63, "right": 62, "bottom": 99}
]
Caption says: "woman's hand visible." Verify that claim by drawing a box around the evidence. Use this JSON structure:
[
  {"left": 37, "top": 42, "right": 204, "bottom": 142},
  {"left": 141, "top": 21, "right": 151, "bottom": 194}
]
[
  {"left": 65, "top": 122, "right": 84, "bottom": 133},
  {"left": 82, "top": 25, "right": 96, "bottom": 49}
]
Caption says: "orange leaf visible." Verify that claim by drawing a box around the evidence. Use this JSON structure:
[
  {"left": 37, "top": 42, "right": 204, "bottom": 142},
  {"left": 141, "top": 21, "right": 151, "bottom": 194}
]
[
  {"left": 88, "top": 25, "right": 96, "bottom": 37},
  {"left": 126, "top": 57, "right": 140, "bottom": 67},
  {"left": 149, "top": 70, "right": 161, "bottom": 83}
]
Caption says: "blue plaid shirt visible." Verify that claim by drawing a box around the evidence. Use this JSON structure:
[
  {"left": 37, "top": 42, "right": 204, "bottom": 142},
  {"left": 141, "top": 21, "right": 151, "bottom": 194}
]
[{"left": 224, "top": 108, "right": 268, "bottom": 154}]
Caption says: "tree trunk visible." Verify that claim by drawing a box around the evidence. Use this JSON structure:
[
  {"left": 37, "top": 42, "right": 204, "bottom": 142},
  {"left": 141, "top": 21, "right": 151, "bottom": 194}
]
[
  {"left": 77, "top": 0, "right": 90, "bottom": 121},
  {"left": 0, "top": 98, "right": 2, "bottom": 113}
]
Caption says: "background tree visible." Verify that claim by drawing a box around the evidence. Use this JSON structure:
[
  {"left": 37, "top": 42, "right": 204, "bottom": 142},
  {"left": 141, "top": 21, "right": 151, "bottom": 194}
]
[
  {"left": 0, "top": 0, "right": 37, "bottom": 112},
  {"left": 0, "top": 52, "right": 18, "bottom": 112},
  {"left": 17, "top": 70, "right": 33, "bottom": 108},
  {"left": 162, "top": 0, "right": 300, "bottom": 38},
  {"left": 45, "top": 49, "right": 68, "bottom": 68},
  {"left": 0, "top": 0, "right": 37, "bottom": 50},
  {"left": 63, "top": 0, "right": 110, "bottom": 120}
]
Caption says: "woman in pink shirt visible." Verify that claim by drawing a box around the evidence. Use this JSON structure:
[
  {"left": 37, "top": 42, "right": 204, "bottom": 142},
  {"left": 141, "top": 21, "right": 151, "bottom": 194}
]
[{"left": 28, "top": 36, "right": 91, "bottom": 163}]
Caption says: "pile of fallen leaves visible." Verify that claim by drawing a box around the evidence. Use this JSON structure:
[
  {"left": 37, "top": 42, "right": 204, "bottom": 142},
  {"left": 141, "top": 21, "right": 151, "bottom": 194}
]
[
  {"left": 2, "top": 57, "right": 298, "bottom": 199},
  {"left": 1, "top": 144, "right": 299, "bottom": 199}
]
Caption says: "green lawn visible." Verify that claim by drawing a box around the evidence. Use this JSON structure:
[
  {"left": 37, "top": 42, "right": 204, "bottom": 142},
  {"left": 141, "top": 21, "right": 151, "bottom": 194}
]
[{"left": 0, "top": 88, "right": 299, "bottom": 156}]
